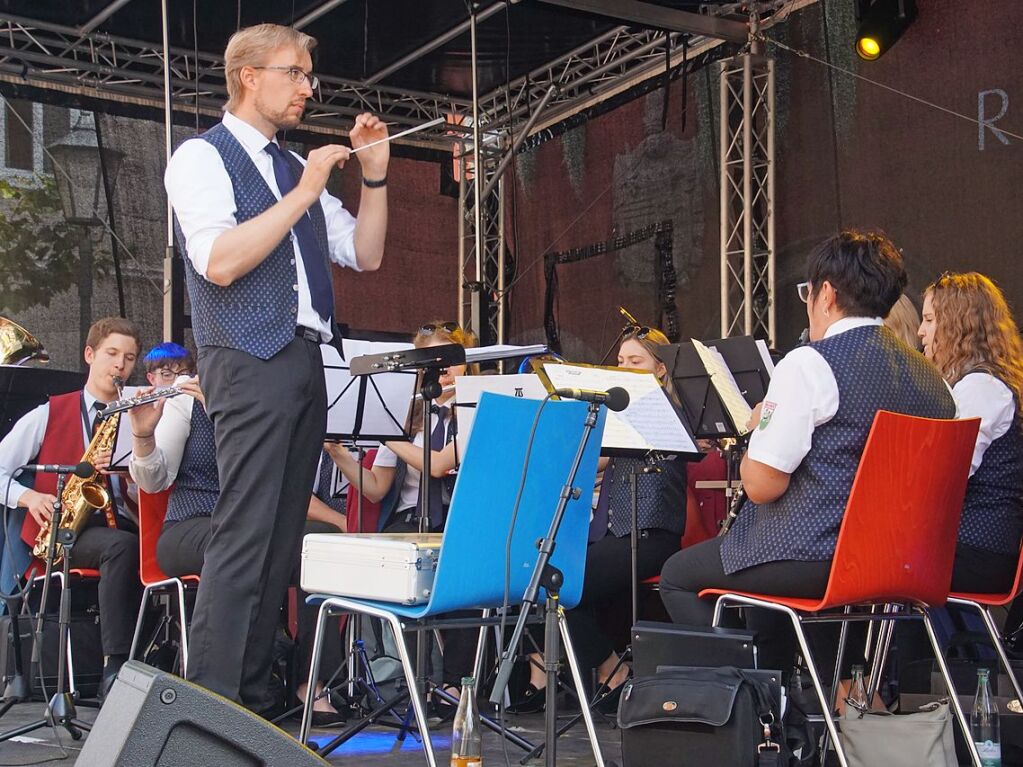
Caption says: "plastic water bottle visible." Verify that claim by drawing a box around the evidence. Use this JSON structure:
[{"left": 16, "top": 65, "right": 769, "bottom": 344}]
[
  {"left": 451, "top": 676, "right": 483, "bottom": 767},
  {"left": 848, "top": 664, "right": 869, "bottom": 710},
  {"left": 972, "top": 668, "right": 1002, "bottom": 766}
]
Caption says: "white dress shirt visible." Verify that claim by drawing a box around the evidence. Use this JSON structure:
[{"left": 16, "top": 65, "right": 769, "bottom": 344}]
[
  {"left": 0, "top": 388, "right": 126, "bottom": 510},
  {"left": 952, "top": 372, "right": 1016, "bottom": 477},
  {"left": 373, "top": 431, "right": 428, "bottom": 512},
  {"left": 164, "top": 111, "right": 361, "bottom": 341},
  {"left": 747, "top": 317, "right": 884, "bottom": 474},
  {"left": 128, "top": 379, "right": 196, "bottom": 493}
]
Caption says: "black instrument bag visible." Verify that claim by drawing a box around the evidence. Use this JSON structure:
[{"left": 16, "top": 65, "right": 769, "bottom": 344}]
[{"left": 618, "top": 666, "right": 789, "bottom": 767}]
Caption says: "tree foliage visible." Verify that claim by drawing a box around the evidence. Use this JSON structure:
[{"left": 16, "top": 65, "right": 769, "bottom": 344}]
[{"left": 0, "top": 177, "right": 110, "bottom": 313}]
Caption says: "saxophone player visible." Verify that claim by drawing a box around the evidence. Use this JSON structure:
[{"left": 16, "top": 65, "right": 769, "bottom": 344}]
[{"left": 0, "top": 317, "right": 143, "bottom": 697}]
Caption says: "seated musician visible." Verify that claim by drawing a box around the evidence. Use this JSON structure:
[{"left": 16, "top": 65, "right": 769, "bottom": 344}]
[
  {"left": 510, "top": 326, "right": 687, "bottom": 713},
  {"left": 659, "top": 231, "right": 956, "bottom": 672},
  {"left": 918, "top": 272, "right": 1023, "bottom": 591},
  {"left": 0, "top": 317, "right": 143, "bottom": 695},
  {"left": 127, "top": 347, "right": 347, "bottom": 724},
  {"left": 326, "top": 320, "right": 477, "bottom": 699}
]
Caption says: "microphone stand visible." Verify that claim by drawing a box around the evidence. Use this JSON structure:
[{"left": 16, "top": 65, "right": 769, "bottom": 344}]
[
  {"left": 490, "top": 401, "right": 607, "bottom": 767},
  {"left": 0, "top": 470, "right": 92, "bottom": 744}
]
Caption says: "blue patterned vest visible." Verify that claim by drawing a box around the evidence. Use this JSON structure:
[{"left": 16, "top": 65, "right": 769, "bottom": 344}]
[
  {"left": 601, "top": 456, "right": 687, "bottom": 538},
  {"left": 175, "top": 122, "right": 332, "bottom": 359},
  {"left": 165, "top": 401, "right": 220, "bottom": 524},
  {"left": 958, "top": 372, "right": 1023, "bottom": 554},
  {"left": 720, "top": 324, "right": 956, "bottom": 574}
]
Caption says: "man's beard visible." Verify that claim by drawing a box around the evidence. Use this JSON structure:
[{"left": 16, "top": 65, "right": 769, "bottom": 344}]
[{"left": 256, "top": 95, "right": 304, "bottom": 131}]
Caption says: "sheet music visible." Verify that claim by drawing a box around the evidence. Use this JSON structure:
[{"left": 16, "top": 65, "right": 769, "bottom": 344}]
[
  {"left": 464, "top": 344, "right": 547, "bottom": 365},
  {"left": 321, "top": 340, "right": 417, "bottom": 444},
  {"left": 692, "top": 339, "right": 753, "bottom": 435},
  {"left": 540, "top": 364, "right": 699, "bottom": 454},
  {"left": 756, "top": 339, "right": 775, "bottom": 375},
  {"left": 453, "top": 374, "right": 549, "bottom": 461}
]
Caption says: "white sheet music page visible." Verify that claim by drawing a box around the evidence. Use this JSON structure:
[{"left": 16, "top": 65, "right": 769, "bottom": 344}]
[
  {"left": 321, "top": 340, "right": 417, "bottom": 444},
  {"left": 692, "top": 339, "right": 753, "bottom": 435},
  {"left": 453, "top": 374, "right": 549, "bottom": 461},
  {"left": 540, "top": 363, "right": 698, "bottom": 454}
]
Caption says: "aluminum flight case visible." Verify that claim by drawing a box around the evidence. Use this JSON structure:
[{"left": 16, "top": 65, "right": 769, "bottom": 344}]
[{"left": 301, "top": 533, "right": 443, "bottom": 605}]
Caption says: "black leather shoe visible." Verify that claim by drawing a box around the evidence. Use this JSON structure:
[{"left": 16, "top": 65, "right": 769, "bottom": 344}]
[
  {"left": 507, "top": 683, "right": 546, "bottom": 714},
  {"left": 594, "top": 681, "right": 624, "bottom": 715},
  {"left": 310, "top": 709, "right": 347, "bottom": 728}
]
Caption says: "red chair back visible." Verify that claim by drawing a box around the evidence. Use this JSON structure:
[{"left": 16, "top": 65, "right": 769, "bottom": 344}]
[
  {"left": 345, "top": 448, "right": 380, "bottom": 533},
  {"left": 819, "top": 411, "right": 979, "bottom": 610},
  {"left": 682, "top": 449, "right": 729, "bottom": 548},
  {"left": 138, "top": 488, "right": 173, "bottom": 585}
]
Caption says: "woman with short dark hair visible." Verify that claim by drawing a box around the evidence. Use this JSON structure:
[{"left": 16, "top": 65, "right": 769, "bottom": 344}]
[{"left": 659, "top": 230, "right": 955, "bottom": 671}]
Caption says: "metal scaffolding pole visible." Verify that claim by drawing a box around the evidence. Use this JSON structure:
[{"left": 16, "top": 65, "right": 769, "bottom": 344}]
[{"left": 718, "top": 43, "right": 775, "bottom": 344}]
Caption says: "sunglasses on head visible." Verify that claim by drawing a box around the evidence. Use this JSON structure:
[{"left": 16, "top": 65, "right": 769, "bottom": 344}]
[
  {"left": 419, "top": 322, "right": 460, "bottom": 336},
  {"left": 623, "top": 325, "right": 654, "bottom": 339}
]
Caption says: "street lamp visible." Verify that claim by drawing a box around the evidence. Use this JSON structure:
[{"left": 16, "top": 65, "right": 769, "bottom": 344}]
[{"left": 47, "top": 115, "right": 123, "bottom": 365}]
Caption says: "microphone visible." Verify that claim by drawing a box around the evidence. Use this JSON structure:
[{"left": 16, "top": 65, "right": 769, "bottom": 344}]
[
  {"left": 17, "top": 461, "right": 94, "bottom": 478},
  {"left": 413, "top": 385, "right": 456, "bottom": 401},
  {"left": 618, "top": 306, "right": 639, "bottom": 326},
  {"left": 554, "top": 387, "right": 630, "bottom": 412}
]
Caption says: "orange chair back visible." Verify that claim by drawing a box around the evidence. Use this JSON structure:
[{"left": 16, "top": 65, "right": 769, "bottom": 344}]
[
  {"left": 138, "top": 488, "right": 173, "bottom": 585},
  {"left": 819, "top": 411, "right": 979, "bottom": 610},
  {"left": 345, "top": 448, "right": 380, "bottom": 533}
]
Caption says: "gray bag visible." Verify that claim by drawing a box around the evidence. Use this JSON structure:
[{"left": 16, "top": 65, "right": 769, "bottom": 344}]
[{"left": 839, "top": 699, "right": 957, "bottom": 767}]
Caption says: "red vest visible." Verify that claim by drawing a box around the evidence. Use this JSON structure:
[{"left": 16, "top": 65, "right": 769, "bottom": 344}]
[{"left": 19, "top": 390, "right": 85, "bottom": 546}]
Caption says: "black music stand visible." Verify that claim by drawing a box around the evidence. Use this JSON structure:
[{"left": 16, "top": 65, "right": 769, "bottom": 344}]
[
  {"left": 669, "top": 338, "right": 773, "bottom": 532},
  {"left": 520, "top": 362, "right": 700, "bottom": 760},
  {"left": 704, "top": 336, "right": 773, "bottom": 408}
]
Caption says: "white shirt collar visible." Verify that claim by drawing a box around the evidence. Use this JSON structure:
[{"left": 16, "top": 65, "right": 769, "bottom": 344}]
[
  {"left": 81, "top": 386, "right": 109, "bottom": 414},
  {"left": 823, "top": 316, "right": 884, "bottom": 339},
  {"left": 222, "top": 111, "right": 277, "bottom": 157}
]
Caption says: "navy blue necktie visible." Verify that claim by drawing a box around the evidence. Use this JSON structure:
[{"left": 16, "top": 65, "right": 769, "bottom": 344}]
[{"left": 264, "top": 141, "right": 334, "bottom": 322}]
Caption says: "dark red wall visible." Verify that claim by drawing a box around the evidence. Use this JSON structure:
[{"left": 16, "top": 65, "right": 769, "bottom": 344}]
[{"left": 506, "top": 0, "right": 1023, "bottom": 357}]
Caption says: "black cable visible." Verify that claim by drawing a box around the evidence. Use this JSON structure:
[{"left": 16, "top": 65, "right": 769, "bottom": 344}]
[{"left": 494, "top": 393, "right": 553, "bottom": 755}]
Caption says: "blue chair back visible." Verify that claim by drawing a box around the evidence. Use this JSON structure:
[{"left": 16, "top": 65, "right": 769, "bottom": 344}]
[{"left": 401, "top": 393, "right": 605, "bottom": 618}]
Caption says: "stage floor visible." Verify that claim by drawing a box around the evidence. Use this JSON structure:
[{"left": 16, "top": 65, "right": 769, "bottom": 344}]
[{"left": 0, "top": 699, "right": 622, "bottom": 765}]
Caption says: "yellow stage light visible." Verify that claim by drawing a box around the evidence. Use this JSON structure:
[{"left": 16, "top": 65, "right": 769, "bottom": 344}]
[{"left": 856, "top": 36, "right": 881, "bottom": 60}]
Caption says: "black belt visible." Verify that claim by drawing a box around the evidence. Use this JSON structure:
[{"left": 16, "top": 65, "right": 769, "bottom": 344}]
[{"left": 295, "top": 325, "right": 321, "bottom": 343}]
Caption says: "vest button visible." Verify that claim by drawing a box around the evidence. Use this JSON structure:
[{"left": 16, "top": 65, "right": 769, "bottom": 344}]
[{"left": 293, "top": 284, "right": 299, "bottom": 291}]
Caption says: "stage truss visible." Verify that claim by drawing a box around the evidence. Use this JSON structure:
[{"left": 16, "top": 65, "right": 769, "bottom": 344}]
[
  {"left": 0, "top": 1, "right": 804, "bottom": 344},
  {"left": 719, "top": 49, "right": 776, "bottom": 346}
]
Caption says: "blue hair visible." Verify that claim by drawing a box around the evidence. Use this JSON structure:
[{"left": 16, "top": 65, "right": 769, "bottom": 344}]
[{"left": 143, "top": 342, "right": 191, "bottom": 366}]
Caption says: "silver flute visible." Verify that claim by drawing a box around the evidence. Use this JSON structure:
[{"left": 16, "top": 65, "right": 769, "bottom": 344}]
[{"left": 99, "top": 386, "right": 185, "bottom": 417}]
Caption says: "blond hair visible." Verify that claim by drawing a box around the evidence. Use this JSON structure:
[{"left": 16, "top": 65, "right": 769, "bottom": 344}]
[
  {"left": 884, "top": 293, "right": 921, "bottom": 350},
  {"left": 408, "top": 321, "right": 479, "bottom": 434},
  {"left": 925, "top": 272, "right": 1023, "bottom": 414},
  {"left": 224, "top": 24, "right": 316, "bottom": 111}
]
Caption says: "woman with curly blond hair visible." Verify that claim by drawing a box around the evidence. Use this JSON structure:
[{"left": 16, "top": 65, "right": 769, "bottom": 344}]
[{"left": 919, "top": 272, "right": 1023, "bottom": 592}]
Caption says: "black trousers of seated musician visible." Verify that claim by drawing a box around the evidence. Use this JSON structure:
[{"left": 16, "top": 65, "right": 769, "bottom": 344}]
[
  {"left": 659, "top": 536, "right": 833, "bottom": 673},
  {"left": 67, "top": 514, "right": 140, "bottom": 658},
  {"left": 566, "top": 529, "right": 681, "bottom": 671},
  {"left": 190, "top": 338, "right": 326, "bottom": 709},
  {"left": 157, "top": 516, "right": 344, "bottom": 686}
]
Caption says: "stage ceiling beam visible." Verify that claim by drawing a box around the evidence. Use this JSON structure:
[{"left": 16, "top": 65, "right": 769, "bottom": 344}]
[{"left": 536, "top": 0, "right": 749, "bottom": 43}]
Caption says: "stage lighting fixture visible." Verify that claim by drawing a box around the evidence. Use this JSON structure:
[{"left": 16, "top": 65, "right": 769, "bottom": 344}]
[{"left": 855, "top": 0, "right": 917, "bottom": 61}]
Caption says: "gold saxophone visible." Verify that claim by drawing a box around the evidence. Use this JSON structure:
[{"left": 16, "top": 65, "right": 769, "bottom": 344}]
[{"left": 33, "top": 411, "right": 121, "bottom": 563}]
